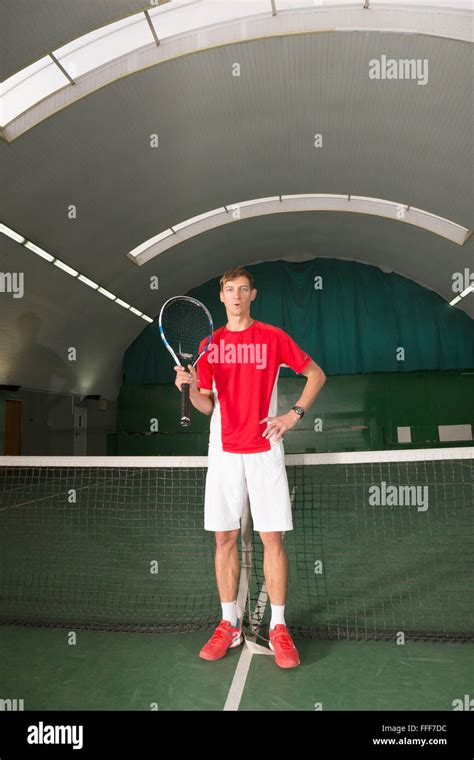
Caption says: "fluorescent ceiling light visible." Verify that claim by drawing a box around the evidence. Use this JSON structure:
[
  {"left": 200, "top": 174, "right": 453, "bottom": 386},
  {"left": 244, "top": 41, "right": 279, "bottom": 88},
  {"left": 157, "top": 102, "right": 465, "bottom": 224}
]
[
  {"left": 1, "top": 222, "right": 151, "bottom": 321},
  {"left": 98, "top": 286, "right": 116, "bottom": 300},
  {"left": 78, "top": 274, "right": 99, "bottom": 289},
  {"left": 24, "top": 241, "right": 55, "bottom": 262},
  {"left": 460, "top": 285, "right": 474, "bottom": 298},
  {"left": 53, "top": 260, "right": 79, "bottom": 277},
  {"left": 0, "top": 223, "right": 25, "bottom": 243},
  {"left": 54, "top": 14, "right": 154, "bottom": 79},
  {"left": 115, "top": 298, "right": 131, "bottom": 309},
  {"left": 449, "top": 296, "right": 462, "bottom": 306}
]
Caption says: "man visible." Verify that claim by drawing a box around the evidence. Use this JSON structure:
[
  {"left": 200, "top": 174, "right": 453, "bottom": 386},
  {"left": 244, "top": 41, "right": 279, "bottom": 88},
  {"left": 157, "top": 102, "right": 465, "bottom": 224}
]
[{"left": 174, "top": 267, "right": 326, "bottom": 668}]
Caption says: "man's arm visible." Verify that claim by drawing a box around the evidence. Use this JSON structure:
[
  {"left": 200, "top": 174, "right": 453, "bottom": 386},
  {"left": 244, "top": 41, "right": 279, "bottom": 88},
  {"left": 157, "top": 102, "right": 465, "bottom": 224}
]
[
  {"left": 174, "top": 364, "right": 214, "bottom": 415},
  {"left": 191, "top": 386, "right": 214, "bottom": 415},
  {"left": 261, "top": 359, "right": 326, "bottom": 442},
  {"left": 291, "top": 359, "right": 326, "bottom": 417}
]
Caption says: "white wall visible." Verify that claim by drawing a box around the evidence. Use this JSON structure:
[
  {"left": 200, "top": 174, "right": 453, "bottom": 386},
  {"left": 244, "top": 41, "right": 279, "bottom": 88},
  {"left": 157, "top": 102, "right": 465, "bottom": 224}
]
[{"left": 0, "top": 389, "right": 116, "bottom": 455}]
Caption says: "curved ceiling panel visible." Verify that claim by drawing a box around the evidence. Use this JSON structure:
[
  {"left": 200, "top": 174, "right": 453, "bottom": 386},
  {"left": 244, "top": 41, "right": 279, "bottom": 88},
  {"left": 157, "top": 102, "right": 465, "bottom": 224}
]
[
  {"left": 127, "top": 195, "right": 471, "bottom": 266},
  {"left": 0, "top": 0, "right": 151, "bottom": 81},
  {"left": 1, "top": 2, "right": 472, "bottom": 139},
  {"left": 3, "top": 0, "right": 471, "bottom": 84}
]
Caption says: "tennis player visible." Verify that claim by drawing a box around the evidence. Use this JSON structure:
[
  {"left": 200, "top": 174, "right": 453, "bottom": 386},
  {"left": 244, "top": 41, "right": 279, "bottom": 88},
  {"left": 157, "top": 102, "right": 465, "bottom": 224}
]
[{"left": 174, "top": 267, "right": 326, "bottom": 668}]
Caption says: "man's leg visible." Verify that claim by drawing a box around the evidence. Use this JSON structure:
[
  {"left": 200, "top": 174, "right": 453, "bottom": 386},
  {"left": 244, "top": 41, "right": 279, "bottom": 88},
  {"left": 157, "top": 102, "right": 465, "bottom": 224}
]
[
  {"left": 199, "top": 528, "right": 242, "bottom": 660},
  {"left": 259, "top": 530, "right": 300, "bottom": 667},
  {"left": 215, "top": 528, "right": 240, "bottom": 609},
  {"left": 259, "top": 531, "right": 288, "bottom": 606}
]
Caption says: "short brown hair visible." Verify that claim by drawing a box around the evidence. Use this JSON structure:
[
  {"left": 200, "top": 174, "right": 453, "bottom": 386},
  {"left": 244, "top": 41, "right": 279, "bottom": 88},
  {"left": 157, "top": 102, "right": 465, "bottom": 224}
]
[{"left": 220, "top": 267, "right": 255, "bottom": 291}]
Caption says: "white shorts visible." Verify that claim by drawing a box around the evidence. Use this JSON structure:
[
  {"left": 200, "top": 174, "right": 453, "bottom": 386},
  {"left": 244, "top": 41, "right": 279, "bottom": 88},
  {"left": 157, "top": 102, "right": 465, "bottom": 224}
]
[{"left": 204, "top": 441, "right": 293, "bottom": 533}]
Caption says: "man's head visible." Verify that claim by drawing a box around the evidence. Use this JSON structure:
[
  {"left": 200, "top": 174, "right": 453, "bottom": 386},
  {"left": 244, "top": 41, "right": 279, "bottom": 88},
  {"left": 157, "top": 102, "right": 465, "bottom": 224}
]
[{"left": 219, "top": 267, "right": 257, "bottom": 319}]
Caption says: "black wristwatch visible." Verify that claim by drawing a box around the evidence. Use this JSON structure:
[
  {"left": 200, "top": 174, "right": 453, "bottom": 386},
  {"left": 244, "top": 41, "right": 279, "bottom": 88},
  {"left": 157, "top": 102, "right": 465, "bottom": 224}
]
[{"left": 291, "top": 405, "right": 305, "bottom": 419}]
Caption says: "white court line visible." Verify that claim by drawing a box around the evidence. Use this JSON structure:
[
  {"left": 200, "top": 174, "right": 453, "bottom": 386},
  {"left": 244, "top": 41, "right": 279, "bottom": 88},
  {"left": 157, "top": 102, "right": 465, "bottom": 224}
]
[
  {"left": 223, "top": 578, "right": 273, "bottom": 711},
  {"left": 223, "top": 644, "right": 254, "bottom": 711},
  {"left": 223, "top": 487, "right": 295, "bottom": 711}
]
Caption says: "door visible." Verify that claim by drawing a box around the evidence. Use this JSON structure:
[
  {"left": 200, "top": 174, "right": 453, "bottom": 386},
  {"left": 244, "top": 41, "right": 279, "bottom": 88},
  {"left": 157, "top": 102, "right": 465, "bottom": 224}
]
[{"left": 4, "top": 400, "right": 22, "bottom": 455}]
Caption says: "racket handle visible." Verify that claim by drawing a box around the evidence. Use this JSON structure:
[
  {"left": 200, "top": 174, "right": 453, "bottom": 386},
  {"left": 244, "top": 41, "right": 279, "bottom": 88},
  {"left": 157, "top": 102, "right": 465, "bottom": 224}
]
[{"left": 180, "top": 381, "right": 191, "bottom": 427}]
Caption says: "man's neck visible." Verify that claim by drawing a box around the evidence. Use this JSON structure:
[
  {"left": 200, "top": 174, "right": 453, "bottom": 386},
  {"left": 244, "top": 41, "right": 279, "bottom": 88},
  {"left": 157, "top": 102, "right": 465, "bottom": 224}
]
[{"left": 225, "top": 316, "right": 254, "bottom": 332}]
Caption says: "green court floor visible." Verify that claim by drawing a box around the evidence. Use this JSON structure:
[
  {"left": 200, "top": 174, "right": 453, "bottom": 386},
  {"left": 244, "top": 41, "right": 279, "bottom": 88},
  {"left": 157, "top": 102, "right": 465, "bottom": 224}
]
[{"left": 1, "top": 626, "right": 472, "bottom": 711}]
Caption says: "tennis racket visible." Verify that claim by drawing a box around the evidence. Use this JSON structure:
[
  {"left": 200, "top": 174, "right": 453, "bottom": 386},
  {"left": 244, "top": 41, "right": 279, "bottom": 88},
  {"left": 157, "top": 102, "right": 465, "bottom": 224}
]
[{"left": 159, "top": 296, "right": 213, "bottom": 427}]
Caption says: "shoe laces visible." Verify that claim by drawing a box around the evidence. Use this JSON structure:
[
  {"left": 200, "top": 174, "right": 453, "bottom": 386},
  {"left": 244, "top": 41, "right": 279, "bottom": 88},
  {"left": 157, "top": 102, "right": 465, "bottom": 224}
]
[
  {"left": 271, "top": 626, "right": 293, "bottom": 650},
  {"left": 209, "top": 620, "right": 233, "bottom": 644}
]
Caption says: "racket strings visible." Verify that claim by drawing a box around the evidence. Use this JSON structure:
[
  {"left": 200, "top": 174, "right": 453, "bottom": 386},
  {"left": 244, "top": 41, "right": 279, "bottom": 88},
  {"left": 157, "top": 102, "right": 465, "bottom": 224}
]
[{"left": 161, "top": 299, "right": 212, "bottom": 364}]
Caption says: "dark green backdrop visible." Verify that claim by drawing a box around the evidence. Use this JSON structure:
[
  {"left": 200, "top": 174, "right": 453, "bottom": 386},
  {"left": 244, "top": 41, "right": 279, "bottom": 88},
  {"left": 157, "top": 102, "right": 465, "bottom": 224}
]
[
  {"left": 108, "top": 370, "right": 474, "bottom": 455},
  {"left": 123, "top": 259, "right": 474, "bottom": 384},
  {"left": 112, "top": 259, "right": 474, "bottom": 455}
]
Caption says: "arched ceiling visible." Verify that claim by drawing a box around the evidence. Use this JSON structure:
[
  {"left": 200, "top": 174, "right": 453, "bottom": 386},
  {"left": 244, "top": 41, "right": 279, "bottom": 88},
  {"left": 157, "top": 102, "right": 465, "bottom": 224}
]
[
  {"left": 0, "top": 0, "right": 151, "bottom": 81},
  {"left": 1, "top": 1, "right": 472, "bottom": 399}
]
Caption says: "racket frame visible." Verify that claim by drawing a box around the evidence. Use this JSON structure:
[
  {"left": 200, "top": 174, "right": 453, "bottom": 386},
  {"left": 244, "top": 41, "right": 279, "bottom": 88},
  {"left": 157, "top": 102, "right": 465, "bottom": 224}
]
[{"left": 158, "top": 295, "right": 214, "bottom": 427}]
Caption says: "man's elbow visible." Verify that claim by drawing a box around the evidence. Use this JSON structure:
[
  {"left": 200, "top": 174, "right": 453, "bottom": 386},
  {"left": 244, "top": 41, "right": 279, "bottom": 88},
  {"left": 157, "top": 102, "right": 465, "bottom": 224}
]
[{"left": 306, "top": 361, "right": 326, "bottom": 385}]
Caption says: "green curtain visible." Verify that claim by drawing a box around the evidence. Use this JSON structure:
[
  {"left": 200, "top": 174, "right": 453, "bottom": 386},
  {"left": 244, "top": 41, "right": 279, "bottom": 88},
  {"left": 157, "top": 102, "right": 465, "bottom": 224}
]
[{"left": 123, "top": 259, "right": 474, "bottom": 384}]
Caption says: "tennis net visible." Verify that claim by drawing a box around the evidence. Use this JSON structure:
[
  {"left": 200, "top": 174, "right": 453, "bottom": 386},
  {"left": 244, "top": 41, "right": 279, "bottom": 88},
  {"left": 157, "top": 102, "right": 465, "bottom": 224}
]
[{"left": 0, "top": 449, "right": 472, "bottom": 641}]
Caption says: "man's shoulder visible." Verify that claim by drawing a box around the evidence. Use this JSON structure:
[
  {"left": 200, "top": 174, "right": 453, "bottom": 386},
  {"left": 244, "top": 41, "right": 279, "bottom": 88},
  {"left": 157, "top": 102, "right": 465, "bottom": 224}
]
[
  {"left": 206, "top": 321, "right": 288, "bottom": 340},
  {"left": 255, "top": 321, "right": 287, "bottom": 339},
  {"left": 210, "top": 325, "right": 226, "bottom": 342}
]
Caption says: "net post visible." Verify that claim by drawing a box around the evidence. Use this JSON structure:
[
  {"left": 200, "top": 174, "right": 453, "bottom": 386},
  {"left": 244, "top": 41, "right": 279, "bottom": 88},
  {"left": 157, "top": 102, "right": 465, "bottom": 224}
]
[{"left": 237, "top": 495, "right": 252, "bottom": 630}]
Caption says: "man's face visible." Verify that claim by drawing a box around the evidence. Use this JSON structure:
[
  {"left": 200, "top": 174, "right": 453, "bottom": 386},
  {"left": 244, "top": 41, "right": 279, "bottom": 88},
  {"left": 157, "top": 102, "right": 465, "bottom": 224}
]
[{"left": 219, "top": 276, "right": 256, "bottom": 318}]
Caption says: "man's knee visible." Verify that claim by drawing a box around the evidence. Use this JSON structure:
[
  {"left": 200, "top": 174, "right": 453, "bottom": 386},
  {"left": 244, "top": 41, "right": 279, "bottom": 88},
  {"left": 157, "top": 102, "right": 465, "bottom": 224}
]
[
  {"left": 215, "top": 529, "right": 239, "bottom": 548},
  {"left": 259, "top": 531, "right": 284, "bottom": 549}
]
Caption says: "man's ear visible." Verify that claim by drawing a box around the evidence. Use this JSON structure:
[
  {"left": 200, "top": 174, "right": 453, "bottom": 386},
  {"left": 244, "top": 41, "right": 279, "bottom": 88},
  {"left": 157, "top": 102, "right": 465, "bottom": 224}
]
[
  {"left": 219, "top": 290, "right": 224, "bottom": 303},
  {"left": 250, "top": 288, "right": 257, "bottom": 301}
]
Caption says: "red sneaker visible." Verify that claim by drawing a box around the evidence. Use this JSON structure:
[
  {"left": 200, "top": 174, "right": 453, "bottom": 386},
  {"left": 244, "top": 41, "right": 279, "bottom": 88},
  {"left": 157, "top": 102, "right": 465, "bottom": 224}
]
[
  {"left": 199, "top": 619, "right": 243, "bottom": 661},
  {"left": 269, "top": 625, "right": 300, "bottom": 668}
]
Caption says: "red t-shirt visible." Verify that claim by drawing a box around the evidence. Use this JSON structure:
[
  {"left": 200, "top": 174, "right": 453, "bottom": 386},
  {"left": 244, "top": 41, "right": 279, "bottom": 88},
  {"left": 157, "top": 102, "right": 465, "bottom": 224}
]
[{"left": 197, "top": 320, "right": 312, "bottom": 453}]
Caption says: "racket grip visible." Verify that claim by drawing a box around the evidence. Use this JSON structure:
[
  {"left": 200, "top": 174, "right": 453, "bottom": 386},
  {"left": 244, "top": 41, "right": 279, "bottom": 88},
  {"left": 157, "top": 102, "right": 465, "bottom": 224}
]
[{"left": 180, "top": 381, "right": 191, "bottom": 427}]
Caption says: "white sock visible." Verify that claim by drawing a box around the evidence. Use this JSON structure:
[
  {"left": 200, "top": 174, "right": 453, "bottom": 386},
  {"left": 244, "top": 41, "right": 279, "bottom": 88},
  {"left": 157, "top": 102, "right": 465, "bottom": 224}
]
[
  {"left": 221, "top": 601, "right": 238, "bottom": 627},
  {"left": 270, "top": 604, "right": 286, "bottom": 630}
]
